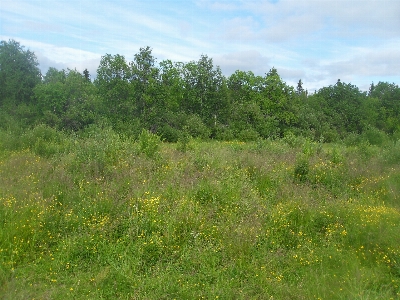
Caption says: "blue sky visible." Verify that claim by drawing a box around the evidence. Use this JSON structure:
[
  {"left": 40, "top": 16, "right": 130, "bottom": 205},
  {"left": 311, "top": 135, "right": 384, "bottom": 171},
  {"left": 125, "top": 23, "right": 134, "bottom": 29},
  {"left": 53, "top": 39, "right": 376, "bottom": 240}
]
[{"left": 1, "top": 0, "right": 399, "bottom": 92}]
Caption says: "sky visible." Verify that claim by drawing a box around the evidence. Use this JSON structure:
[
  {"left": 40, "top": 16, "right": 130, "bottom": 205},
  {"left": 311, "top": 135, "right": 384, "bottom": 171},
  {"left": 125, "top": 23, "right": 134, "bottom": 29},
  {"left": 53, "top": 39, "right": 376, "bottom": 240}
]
[{"left": 1, "top": 0, "right": 400, "bottom": 92}]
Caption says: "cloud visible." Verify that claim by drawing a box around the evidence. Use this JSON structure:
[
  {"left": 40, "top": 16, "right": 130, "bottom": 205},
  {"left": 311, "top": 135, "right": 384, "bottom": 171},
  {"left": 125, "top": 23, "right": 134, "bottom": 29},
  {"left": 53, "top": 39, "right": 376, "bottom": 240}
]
[
  {"left": 178, "top": 21, "right": 193, "bottom": 38},
  {"left": 218, "top": 0, "right": 400, "bottom": 42},
  {"left": 291, "top": 40, "right": 400, "bottom": 92},
  {"left": 219, "top": 16, "right": 260, "bottom": 41},
  {"left": 209, "top": 1, "right": 240, "bottom": 11},
  {"left": 261, "top": 14, "right": 323, "bottom": 42},
  {"left": 324, "top": 46, "right": 400, "bottom": 81},
  {"left": 1, "top": 0, "right": 399, "bottom": 92},
  {"left": 277, "top": 67, "right": 305, "bottom": 82},
  {"left": 195, "top": 0, "right": 240, "bottom": 11},
  {"left": 214, "top": 50, "right": 270, "bottom": 76},
  {"left": 25, "top": 21, "right": 63, "bottom": 33},
  {"left": 1, "top": 36, "right": 102, "bottom": 75}
]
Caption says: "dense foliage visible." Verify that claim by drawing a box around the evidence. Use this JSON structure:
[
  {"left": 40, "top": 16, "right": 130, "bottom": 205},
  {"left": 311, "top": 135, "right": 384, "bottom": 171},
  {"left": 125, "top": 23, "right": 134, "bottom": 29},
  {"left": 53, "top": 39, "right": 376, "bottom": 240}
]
[{"left": 1, "top": 39, "right": 399, "bottom": 142}]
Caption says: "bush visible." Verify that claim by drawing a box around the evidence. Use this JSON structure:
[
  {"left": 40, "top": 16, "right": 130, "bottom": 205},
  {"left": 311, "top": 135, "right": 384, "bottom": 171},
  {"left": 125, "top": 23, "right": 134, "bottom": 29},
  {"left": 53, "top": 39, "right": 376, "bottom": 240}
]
[
  {"left": 25, "top": 123, "right": 61, "bottom": 143},
  {"left": 237, "top": 128, "right": 259, "bottom": 142},
  {"left": 72, "top": 124, "right": 128, "bottom": 175},
  {"left": 357, "top": 140, "right": 377, "bottom": 160},
  {"left": 319, "top": 125, "right": 339, "bottom": 143},
  {"left": 384, "top": 142, "right": 400, "bottom": 164},
  {"left": 294, "top": 154, "right": 310, "bottom": 183},
  {"left": 185, "top": 114, "right": 211, "bottom": 139},
  {"left": 283, "top": 131, "right": 305, "bottom": 148},
  {"left": 138, "top": 129, "right": 161, "bottom": 159},
  {"left": 41, "top": 110, "right": 61, "bottom": 128},
  {"left": 302, "top": 139, "right": 322, "bottom": 156},
  {"left": 0, "top": 110, "right": 24, "bottom": 133},
  {"left": 329, "top": 146, "right": 344, "bottom": 164},
  {"left": 158, "top": 124, "right": 180, "bottom": 143},
  {"left": 212, "top": 124, "right": 235, "bottom": 141},
  {"left": 362, "top": 126, "right": 387, "bottom": 146},
  {"left": 343, "top": 132, "right": 362, "bottom": 146},
  {"left": 176, "top": 130, "right": 192, "bottom": 153},
  {"left": 22, "top": 124, "right": 66, "bottom": 157}
]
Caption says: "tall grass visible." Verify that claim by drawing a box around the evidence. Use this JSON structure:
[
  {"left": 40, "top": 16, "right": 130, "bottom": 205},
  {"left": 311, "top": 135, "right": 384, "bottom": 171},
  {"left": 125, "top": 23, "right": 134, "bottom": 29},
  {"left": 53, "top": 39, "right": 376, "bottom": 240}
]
[{"left": 0, "top": 126, "right": 399, "bottom": 299}]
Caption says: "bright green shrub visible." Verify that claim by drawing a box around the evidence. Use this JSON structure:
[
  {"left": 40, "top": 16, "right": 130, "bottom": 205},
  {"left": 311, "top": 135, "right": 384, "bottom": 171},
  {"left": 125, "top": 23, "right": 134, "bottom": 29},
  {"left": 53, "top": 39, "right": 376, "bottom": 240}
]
[
  {"left": 294, "top": 155, "right": 310, "bottom": 183},
  {"left": 185, "top": 114, "right": 211, "bottom": 139},
  {"left": 237, "top": 128, "right": 259, "bottom": 142},
  {"left": 362, "top": 126, "right": 388, "bottom": 146},
  {"left": 138, "top": 129, "right": 161, "bottom": 159}
]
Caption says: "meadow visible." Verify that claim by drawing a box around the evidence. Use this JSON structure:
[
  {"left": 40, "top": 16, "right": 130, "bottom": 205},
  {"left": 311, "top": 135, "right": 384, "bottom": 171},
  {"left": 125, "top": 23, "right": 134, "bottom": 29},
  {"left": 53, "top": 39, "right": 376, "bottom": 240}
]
[{"left": 0, "top": 124, "right": 399, "bottom": 299}]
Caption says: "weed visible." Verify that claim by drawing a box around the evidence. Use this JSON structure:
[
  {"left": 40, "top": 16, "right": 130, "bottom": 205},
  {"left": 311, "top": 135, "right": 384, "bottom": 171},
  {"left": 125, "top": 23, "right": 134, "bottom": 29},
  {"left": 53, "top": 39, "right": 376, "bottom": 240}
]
[
  {"left": 294, "top": 154, "right": 310, "bottom": 183},
  {"left": 1, "top": 127, "right": 400, "bottom": 299},
  {"left": 176, "top": 130, "right": 192, "bottom": 153}
]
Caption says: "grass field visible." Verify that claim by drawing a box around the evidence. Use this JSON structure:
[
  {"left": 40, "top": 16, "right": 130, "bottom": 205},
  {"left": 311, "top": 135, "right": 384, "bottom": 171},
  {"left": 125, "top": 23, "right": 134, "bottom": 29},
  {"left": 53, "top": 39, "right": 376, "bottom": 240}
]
[{"left": 1, "top": 125, "right": 399, "bottom": 299}]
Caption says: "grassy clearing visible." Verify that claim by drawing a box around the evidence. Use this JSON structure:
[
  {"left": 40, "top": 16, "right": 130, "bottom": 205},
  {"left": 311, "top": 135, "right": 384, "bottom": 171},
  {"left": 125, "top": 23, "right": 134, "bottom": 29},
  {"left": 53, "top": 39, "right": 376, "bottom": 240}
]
[{"left": 0, "top": 126, "right": 400, "bottom": 299}]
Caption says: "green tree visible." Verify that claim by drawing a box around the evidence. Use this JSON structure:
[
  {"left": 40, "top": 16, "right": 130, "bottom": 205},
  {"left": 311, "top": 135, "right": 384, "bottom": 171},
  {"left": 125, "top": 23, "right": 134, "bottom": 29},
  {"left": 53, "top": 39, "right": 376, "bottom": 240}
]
[
  {"left": 296, "top": 79, "right": 308, "bottom": 99},
  {"left": 34, "top": 68, "right": 68, "bottom": 120},
  {"left": 261, "top": 68, "right": 297, "bottom": 136},
  {"left": 182, "top": 55, "right": 229, "bottom": 128},
  {"left": 314, "top": 80, "right": 367, "bottom": 136},
  {"left": 227, "top": 70, "right": 274, "bottom": 138},
  {"left": 34, "top": 68, "right": 97, "bottom": 130},
  {"left": 43, "top": 67, "right": 66, "bottom": 84},
  {"left": 95, "top": 54, "right": 132, "bottom": 119},
  {"left": 129, "top": 46, "right": 160, "bottom": 125},
  {"left": 159, "top": 60, "right": 185, "bottom": 112},
  {"left": 83, "top": 68, "right": 90, "bottom": 82},
  {"left": 299, "top": 93, "right": 338, "bottom": 142},
  {"left": 227, "top": 70, "right": 264, "bottom": 104},
  {"left": 0, "top": 39, "right": 41, "bottom": 106},
  {"left": 369, "top": 81, "right": 400, "bottom": 133},
  {"left": 154, "top": 60, "right": 187, "bottom": 140}
]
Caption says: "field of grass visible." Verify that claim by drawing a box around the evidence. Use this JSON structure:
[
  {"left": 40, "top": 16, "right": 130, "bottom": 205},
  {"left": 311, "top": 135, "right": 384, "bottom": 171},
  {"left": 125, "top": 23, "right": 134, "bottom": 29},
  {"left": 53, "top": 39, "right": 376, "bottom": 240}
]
[{"left": 1, "top": 124, "right": 400, "bottom": 299}]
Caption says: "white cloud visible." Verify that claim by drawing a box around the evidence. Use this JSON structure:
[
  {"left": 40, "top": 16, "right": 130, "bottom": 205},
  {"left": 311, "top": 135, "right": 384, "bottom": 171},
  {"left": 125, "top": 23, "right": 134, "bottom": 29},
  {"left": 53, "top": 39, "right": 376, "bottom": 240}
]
[
  {"left": 261, "top": 14, "right": 323, "bottom": 42},
  {"left": 219, "top": 16, "right": 260, "bottom": 41},
  {"left": 214, "top": 50, "right": 270, "bottom": 75},
  {"left": 1, "top": 0, "right": 399, "bottom": 91},
  {"left": 209, "top": 2, "right": 240, "bottom": 11},
  {"left": 1, "top": 36, "right": 102, "bottom": 75},
  {"left": 324, "top": 45, "right": 400, "bottom": 80},
  {"left": 223, "top": 0, "right": 400, "bottom": 42}
]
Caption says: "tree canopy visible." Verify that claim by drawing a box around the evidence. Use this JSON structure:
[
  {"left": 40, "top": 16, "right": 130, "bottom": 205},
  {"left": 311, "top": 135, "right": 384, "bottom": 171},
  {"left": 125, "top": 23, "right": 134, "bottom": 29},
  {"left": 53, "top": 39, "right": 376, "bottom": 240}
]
[
  {"left": 0, "top": 39, "right": 41, "bottom": 106},
  {"left": 2, "top": 39, "right": 400, "bottom": 142}
]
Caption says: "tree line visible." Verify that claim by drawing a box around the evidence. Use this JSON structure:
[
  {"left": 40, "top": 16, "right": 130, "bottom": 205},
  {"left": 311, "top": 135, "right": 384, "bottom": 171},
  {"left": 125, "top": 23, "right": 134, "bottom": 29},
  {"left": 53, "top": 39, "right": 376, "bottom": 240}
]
[{"left": 1, "top": 39, "right": 399, "bottom": 142}]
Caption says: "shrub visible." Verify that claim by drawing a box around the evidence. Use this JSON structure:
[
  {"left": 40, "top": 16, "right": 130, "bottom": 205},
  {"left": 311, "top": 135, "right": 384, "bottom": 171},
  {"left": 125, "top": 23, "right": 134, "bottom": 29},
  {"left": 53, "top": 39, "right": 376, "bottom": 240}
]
[
  {"left": 176, "top": 130, "right": 192, "bottom": 153},
  {"left": 384, "top": 141, "right": 400, "bottom": 165},
  {"left": 302, "top": 139, "right": 322, "bottom": 156},
  {"left": 343, "top": 132, "right": 362, "bottom": 146},
  {"left": 0, "top": 130, "right": 23, "bottom": 152},
  {"left": 362, "top": 126, "right": 387, "bottom": 146},
  {"left": 71, "top": 124, "right": 128, "bottom": 176},
  {"left": 22, "top": 124, "right": 66, "bottom": 157},
  {"left": 212, "top": 124, "right": 235, "bottom": 141},
  {"left": 158, "top": 124, "right": 180, "bottom": 143},
  {"left": 237, "top": 128, "right": 259, "bottom": 142},
  {"left": 319, "top": 124, "right": 339, "bottom": 143},
  {"left": 138, "top": 129, "right": 161, "bottom": 159},
  {"left": 357, "top": 140, "right": 376, "bottom": 160},
  {"left": 329, "top": 146, "right": 343, "bottom": 164},
  {"left": 185, "top": 114, "right": 211, "bottom": 139},
  {"left": 283, "top": 131, "right": 305, "bottom": 148},
  {"left": 294, "top": 155, "right": 309, "bottom": 183}
]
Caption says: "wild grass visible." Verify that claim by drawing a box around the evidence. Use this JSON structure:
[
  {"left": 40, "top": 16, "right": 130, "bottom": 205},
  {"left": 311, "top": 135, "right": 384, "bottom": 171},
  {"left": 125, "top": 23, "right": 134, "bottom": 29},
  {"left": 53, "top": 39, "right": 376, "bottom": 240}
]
[{"left": 0, "top": 125, "right": 399, "bottom": 299}]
